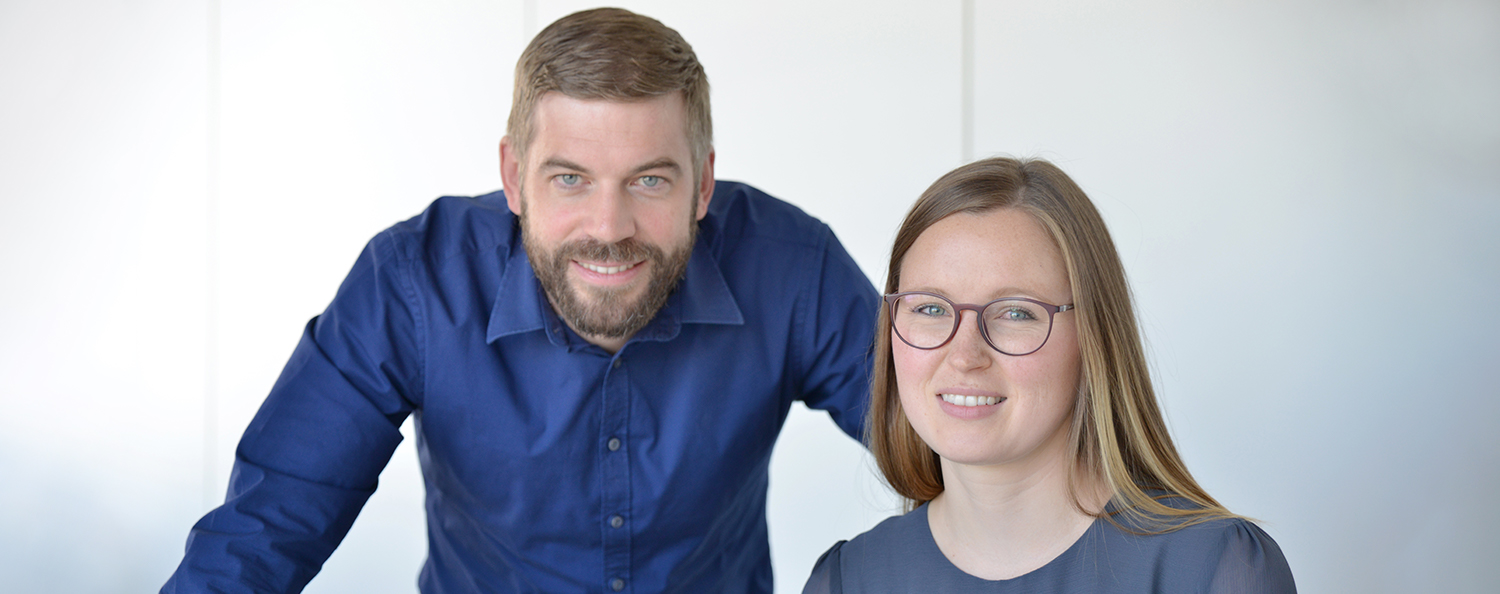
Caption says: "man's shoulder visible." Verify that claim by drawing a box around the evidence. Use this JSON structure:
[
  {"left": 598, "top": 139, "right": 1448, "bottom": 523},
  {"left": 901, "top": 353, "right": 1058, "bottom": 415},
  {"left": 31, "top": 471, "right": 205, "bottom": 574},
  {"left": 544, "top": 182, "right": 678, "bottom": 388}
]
[
  {"left": 379, "top": 190, "right": 517, "bottom": 261},
  {"left": 703, "top": 181, "right": 833, "bottom": 251}
]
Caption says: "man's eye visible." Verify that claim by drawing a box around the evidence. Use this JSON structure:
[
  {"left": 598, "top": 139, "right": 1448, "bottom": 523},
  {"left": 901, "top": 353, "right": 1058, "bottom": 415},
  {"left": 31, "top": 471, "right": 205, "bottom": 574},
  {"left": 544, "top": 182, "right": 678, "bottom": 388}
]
[
  {"left": 639, "top": 175, "right": 662, "bottom": 188},
  {"left": 557, "top": 174, "right": 581, "bottom": 186}
]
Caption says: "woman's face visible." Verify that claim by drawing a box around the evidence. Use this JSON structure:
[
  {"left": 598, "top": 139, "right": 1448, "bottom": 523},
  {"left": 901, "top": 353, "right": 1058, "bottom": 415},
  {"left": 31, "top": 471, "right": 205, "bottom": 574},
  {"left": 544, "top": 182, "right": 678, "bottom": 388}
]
[{"left": 894, "top": 208, "right": 1082, "bottom": 471}]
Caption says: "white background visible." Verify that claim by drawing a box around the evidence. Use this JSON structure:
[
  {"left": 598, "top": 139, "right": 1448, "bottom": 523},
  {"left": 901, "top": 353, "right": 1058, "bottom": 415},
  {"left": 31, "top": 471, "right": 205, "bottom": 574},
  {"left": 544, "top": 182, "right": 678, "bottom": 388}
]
[{"left": 2, "top": 1, "right": 1497, "bottom": 592}]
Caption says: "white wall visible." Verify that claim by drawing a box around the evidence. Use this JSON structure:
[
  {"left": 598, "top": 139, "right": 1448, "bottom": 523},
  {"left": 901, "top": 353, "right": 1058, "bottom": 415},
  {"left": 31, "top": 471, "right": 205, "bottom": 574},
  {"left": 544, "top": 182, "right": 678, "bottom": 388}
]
[{"left": 1, "top": 1, "right": 1495, "bottom": 592}]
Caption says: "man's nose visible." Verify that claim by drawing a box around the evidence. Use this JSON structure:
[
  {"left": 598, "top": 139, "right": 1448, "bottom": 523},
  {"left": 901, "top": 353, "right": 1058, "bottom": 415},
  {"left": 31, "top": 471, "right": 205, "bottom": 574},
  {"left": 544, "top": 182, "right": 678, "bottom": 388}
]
[{"left": 587, "top": 185, "right": 636, "bottom": 245}]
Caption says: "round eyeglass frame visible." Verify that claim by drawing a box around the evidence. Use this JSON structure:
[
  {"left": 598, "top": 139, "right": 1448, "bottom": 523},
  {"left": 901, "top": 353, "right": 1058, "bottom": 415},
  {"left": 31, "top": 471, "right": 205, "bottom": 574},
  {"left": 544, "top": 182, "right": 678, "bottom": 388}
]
[{"left": 883, "top": 291, "right": 1075, "bottom": 356}]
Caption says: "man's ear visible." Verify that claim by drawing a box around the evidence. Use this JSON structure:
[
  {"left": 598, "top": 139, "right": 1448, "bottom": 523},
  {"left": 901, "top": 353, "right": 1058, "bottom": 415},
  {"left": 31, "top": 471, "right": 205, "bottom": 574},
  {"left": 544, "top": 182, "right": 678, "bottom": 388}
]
[
  {"left": 695, "top": 150, "right": 716, "bottom": 221},
  {"left": 500, "top": 137, "right": 523, "bottom": 215}
]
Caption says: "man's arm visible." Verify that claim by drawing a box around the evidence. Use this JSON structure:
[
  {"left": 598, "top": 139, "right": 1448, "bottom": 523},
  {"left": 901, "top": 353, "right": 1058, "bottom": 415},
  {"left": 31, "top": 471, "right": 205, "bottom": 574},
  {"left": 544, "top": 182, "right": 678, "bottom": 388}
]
[
  {"left": 793, "top": 225, "right": 880, "bottom": 441},
  {"left": 163, "top": 231, "right": 423, "bottom": 593}
]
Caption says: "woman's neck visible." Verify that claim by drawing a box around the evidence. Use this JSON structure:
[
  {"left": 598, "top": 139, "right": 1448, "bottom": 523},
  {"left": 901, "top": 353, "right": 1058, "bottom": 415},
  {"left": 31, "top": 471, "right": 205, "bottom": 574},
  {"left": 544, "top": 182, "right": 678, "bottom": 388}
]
[{"left": 925, "top": 442, "right": 1110, "bottom": 580}]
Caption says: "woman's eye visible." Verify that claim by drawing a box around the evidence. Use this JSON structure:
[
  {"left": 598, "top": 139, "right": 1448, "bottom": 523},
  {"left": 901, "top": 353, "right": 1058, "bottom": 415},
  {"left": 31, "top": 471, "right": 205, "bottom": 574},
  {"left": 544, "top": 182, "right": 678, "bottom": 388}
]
[
  {"left": 914, "top": 303, "right": 949, "bottom": 317},
  {"left": 998, "top": 307, "right": 1037, "bottom": 322},
  {"left": 639, "top": 175, "right": 662, "bottom": 188}
]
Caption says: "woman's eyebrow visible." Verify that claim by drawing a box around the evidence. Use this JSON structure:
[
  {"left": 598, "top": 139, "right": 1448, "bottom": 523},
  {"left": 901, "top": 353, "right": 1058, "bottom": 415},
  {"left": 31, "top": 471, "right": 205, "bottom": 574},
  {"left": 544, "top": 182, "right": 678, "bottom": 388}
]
[{"left": 899, "top": 286, "right": 1044, "bottom": 301}]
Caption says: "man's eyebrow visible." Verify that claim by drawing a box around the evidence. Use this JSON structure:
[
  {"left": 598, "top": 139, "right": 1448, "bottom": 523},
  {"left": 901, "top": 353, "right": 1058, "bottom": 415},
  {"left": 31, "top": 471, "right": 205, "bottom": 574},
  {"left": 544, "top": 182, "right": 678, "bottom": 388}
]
[
  {"left": 631, "top": 159, "right": 683, "bottom": 176},
  {"left": 538, "top": 157, "right": 590, "bottom": 173}
]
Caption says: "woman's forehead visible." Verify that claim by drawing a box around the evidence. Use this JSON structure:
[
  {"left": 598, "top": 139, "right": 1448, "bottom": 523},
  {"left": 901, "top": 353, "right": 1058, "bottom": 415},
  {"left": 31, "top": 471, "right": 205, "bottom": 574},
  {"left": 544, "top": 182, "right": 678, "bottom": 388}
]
[{"left": 899, "top": 209, "right": 1070, "bottom": 301}]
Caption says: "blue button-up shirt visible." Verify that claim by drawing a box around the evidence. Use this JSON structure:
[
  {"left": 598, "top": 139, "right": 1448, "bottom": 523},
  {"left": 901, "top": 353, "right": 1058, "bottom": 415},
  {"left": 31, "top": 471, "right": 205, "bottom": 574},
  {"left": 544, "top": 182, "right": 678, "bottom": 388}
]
[{"left": 163, "top": 182, "right": 880, "bottom": 593}]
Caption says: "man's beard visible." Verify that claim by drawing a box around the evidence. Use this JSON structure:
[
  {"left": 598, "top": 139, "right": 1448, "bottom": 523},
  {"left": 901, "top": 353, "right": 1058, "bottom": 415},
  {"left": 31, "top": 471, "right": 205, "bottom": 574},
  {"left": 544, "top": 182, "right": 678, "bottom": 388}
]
[{"left": 522, "top": 212, "right": 696, "bottom": 340}]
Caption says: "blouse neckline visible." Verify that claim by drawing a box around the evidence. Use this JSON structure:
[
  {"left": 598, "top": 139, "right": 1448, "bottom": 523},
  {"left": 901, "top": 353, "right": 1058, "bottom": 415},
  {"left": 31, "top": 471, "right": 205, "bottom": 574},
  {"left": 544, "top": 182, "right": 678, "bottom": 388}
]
[{"left": 915, "top": 501, "right": 1104, "bottom": 584}]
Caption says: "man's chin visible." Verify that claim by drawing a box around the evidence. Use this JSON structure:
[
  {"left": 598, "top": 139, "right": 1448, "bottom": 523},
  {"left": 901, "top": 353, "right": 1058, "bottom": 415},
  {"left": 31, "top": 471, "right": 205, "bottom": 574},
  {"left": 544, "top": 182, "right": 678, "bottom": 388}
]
[
  {"left": 561, "top": 285, "right": 653, "bottom": 338},
  {"left": 568, "top": 278, "right": 645, "bottom": 309}
]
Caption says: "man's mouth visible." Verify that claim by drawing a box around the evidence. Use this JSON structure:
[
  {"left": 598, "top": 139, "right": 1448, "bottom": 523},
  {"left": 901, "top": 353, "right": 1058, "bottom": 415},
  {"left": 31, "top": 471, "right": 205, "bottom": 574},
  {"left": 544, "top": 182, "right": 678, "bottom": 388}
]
[
  {"left": 577, "top": 261, "right": 642, "bottom": 275},
  {"left": 939, "top": 393, "right": 1005, "bottom": 407}
]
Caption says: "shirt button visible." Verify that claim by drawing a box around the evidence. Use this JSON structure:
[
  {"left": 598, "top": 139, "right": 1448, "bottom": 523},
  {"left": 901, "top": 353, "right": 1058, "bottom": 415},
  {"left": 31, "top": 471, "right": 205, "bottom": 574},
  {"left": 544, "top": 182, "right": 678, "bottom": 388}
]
[
  {"left": 612, "top": 358, "right": 622, "bottom": 369},
  {"left": 609, "top": 514, "right": 624, "bottom": 528},
  {"left": 610, "top": 578, "right": 625, "bottom": 591},
  {"left": 607, "top": 437, "right": 621, "bottom": 451}
]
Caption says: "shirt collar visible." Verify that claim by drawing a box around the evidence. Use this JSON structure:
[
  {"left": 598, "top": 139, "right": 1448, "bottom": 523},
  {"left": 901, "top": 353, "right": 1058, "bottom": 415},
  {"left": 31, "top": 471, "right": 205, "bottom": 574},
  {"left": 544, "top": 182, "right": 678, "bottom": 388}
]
[{"left": 486, "top": 231, "right": 744, "bottom": 346}]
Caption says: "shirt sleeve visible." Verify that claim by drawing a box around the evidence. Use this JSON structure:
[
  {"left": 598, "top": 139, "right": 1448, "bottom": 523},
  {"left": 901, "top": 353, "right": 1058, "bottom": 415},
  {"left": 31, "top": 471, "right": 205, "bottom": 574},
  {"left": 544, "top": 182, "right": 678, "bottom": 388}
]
[
  {"left": 793, "top": 225, "right": 881, "bottom": 441},
  {"left": 801, "top": 540, "right": 846, "bottom": 594},
  {"left": 162, "top": 231, "right": 424, "bottom": 593},
  {"left": 1206, "top": 521, "right": 1298, "bottom": 594}
]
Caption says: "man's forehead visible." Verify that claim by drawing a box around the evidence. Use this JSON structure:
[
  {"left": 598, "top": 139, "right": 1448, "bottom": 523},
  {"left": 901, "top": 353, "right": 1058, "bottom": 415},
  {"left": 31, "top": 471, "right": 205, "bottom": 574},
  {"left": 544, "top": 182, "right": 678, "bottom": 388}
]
[
  {"left": 531, "top": 92, "right": 689, "bottom": 130},
  {"left": 526, "top": 93, "right": 694, "bottom": 168}
]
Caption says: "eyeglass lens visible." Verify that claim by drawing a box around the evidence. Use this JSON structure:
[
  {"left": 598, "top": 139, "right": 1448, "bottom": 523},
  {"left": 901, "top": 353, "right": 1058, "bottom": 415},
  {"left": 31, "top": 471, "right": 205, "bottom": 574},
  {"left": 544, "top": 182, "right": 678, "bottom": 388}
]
[{"left": 890, "top": 293, "right": 1053, "bottom": 355}]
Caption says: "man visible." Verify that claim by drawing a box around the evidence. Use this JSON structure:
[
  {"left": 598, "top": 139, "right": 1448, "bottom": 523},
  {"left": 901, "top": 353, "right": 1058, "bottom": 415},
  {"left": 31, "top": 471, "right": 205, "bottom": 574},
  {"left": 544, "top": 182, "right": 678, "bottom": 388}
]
[{"left": 163, "top": 8, "right": 878, "bottom": 594}]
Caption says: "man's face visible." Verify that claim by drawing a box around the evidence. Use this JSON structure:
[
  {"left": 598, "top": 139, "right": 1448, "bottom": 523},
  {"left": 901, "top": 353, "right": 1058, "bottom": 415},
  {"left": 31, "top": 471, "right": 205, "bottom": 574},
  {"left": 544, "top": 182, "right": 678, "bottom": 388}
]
[{"left": 500, "top": 93, "right": 715, "bottom": 349}]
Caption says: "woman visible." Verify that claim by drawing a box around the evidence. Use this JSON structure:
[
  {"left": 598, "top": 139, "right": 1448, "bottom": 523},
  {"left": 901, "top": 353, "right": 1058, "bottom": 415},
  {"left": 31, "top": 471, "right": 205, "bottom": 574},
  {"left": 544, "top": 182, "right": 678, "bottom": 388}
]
[{"left": 804, "top": 158, "right": 1294, "bottom": 592}]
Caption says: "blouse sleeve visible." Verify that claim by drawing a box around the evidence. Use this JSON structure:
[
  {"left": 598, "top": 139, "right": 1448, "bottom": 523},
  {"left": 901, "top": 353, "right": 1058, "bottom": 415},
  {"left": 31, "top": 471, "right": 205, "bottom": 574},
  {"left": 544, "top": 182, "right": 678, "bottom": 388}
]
[
  {"left": 801, "top": 540, "right": 846, "bottom": 594},
  {"left": 1207, "top": 521, "right": 1298, "bottom": 593}
]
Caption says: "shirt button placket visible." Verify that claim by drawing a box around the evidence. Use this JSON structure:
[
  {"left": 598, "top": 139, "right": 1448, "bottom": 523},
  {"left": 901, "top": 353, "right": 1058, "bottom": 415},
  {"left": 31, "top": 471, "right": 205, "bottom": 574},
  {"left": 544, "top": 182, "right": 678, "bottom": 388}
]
[{"left": 602, "top": 356, "right": 631, "bottom": 592}]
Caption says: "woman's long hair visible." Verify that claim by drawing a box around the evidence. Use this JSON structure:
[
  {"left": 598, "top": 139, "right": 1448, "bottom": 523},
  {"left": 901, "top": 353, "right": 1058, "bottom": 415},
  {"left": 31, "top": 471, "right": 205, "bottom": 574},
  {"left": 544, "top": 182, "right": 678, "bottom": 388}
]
[{"left": 867, "top": 157, "right": 1239, "bottom": 532}]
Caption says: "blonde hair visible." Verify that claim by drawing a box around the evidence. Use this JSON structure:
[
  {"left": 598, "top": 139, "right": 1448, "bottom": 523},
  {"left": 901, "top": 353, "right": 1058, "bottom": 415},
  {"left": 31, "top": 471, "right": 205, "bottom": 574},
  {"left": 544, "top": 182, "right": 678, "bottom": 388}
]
[
  {"left": 507, "top": 8, "right": 711, "bottom": 176},
  {"left": 867, "top": 157, "right": 1240, "bottom": 532}
]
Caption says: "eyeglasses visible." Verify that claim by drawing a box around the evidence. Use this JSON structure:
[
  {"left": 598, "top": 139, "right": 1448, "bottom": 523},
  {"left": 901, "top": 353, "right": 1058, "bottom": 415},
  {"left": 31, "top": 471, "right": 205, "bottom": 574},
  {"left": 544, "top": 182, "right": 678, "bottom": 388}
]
[{"left": 884, "top": 291, "right": 1074, "bottom": 356}]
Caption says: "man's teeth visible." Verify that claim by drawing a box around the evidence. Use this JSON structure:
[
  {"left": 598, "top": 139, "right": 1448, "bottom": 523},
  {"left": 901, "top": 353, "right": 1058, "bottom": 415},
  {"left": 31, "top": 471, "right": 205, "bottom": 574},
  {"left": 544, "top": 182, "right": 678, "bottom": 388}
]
[
  {"left": 580, "top": 262, "right": 638, "bottom": 275},
  {"left": 941, "top": 394, "right": 1002, "bottom": 407}
]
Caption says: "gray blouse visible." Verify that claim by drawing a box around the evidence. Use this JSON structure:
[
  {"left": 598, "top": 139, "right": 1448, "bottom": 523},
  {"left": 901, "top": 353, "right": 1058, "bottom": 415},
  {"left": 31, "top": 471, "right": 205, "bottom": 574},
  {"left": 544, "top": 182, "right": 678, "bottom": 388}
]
[{"left": 803, "top": 502, "right": 1295, "bottom": 593}]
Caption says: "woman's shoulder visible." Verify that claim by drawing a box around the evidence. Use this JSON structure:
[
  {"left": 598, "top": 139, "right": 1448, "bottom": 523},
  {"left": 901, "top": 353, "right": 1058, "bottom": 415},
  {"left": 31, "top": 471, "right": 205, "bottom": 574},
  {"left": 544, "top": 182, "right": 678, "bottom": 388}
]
[
  {"left": 844, "top": 504, "right": 930, "bottom": 551},
  {"left": 1181, "top": 517, "right": 1297, "bottom": 592},
  {"left": 1108, "top": 513, "right": 1281, "bottom": 558},
  {"left": 1098, "top": 501, "right": 1297, "bottom": 593},
  {"left": 801, "top": 540, "right": 845, "bottom": 594},
  {"left": 821, "top": 505, "right": 932, "bottom": 568},
  {"left": 801, "top": 505, "right": 940, "bottom": 594}
]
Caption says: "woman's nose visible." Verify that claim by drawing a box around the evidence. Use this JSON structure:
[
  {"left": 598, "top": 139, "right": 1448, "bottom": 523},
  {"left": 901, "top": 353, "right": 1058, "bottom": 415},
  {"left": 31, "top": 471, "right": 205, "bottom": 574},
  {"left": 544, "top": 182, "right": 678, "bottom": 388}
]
[{"left": 944, "top": 311, "right": 994, "bottom": 371}]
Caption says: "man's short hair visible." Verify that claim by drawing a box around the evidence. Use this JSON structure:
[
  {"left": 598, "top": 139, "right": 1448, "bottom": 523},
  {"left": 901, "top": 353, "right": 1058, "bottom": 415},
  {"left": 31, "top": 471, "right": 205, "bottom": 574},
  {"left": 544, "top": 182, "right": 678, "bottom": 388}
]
[{"left": 508, "top": 7, "right": 712, "bottom": 174}]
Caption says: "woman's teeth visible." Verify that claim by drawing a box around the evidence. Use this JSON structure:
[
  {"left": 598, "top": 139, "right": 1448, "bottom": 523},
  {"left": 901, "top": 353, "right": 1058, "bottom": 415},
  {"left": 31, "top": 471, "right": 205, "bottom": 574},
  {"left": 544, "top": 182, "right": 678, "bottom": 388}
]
[{"left": 940, "top": 394, "right": 1002, "bottom": 407}]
